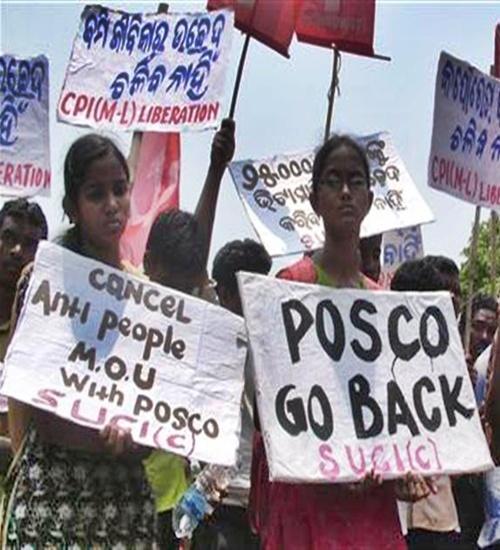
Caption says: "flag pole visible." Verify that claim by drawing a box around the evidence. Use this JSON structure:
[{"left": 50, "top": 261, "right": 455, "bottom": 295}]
[
  {"left": 323, "top": 47, "right": 341, "bottom": 143},
  {"left": 464, "top": 205, "right": 482, "bottom": 354},
  {"left": 228, "top": 33, "right": 251, "bottom": 119}
]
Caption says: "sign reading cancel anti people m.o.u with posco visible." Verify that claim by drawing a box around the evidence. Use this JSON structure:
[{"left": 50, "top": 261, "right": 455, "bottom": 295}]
[
  {"left": 2, "top": 242, "right": 247, "bottom": 466},
  {"left": 238, "top": 272, "right": 492, "bottom": 483}
]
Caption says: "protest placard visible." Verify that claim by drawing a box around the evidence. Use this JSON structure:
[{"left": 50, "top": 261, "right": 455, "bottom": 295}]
[
  {"left": 2, "top": 242, "right": 247, "bottom": 465},
  {"left": 229, "top": 133, "right": 434, "bottom": 256},
  {"left": 0, "top": 54, "right": 51, "bottom": 196},
  {"left": 360, "top": 134, "right": 434, "bottom": 236},
  {"left": 238, "top": 272, "right": 492, "bottom": 482},
  {"left": 229, "top": 151, "right": 320, "bottom": 256},
  {"left": 58, "top": 6, "right": 233, "bottom": 132},
  {"left": 429, "top": 51, "right": 500, "bottom": 210},
  {"left": 379, "top": 226, "right": 424, "bottom": 289}
]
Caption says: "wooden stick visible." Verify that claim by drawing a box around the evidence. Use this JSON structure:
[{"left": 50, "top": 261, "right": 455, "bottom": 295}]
[
  {"left": 228, "top": 33, "right": 251, "bottom": 120},
  {"left": 465, "top": 205, "right": 482, "bottom": 353},
  {"left": 323, "top": 48, "right": 341, "bottom": 143},
  {"left": 490, "top": 211, "right": 498, "bottom": 296}
]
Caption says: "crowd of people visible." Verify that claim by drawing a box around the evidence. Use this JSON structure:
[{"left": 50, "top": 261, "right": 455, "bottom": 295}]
[{"left": 0, "top": 122, "right": 498, "bottom": 550}]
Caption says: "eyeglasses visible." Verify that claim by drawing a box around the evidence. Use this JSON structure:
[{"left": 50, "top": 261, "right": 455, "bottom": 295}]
[{"left": 320, "top": 175, "right": 368, "bottom": 192}]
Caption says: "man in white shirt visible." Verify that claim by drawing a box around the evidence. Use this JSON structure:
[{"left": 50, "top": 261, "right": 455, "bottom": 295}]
[{"left": 392, "top": 257, "right": 461, "bottom": 549}]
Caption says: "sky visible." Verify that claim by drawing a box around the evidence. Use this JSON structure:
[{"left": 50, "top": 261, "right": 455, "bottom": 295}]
[{"left": 1, "top": 0, "right": 500, "bottom": 273}]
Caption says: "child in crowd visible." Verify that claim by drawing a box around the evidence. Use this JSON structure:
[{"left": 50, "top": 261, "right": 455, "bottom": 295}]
[
  {"left": 190, "top": 238, "right": 272, "bottom": 550},
  {"left": 143, "top": 208, "right": 212, "bottom": 549},
  {"left": 141, "top": 118, "right": 235, "bottom": 548}
]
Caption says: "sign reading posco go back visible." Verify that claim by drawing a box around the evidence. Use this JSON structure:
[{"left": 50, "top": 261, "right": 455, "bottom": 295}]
[
  {"left": 58, "top": 6, "right": 233, "bottom": 132},
  {"left": 238, "top": 272, "right": 492, "bottom": 483}
]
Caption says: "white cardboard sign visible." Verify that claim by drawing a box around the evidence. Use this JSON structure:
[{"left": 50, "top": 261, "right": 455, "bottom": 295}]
[
  {"left": 0, "top": 54, "right": 51, "bottom": 196},
  {"left": 428, "top": 51, "right": 500, "bottom": 210},
  {"left": 229, "top": 132, "right": 434, "bottom": 256},
  {"left": 238, "top": 272, "right": 492, "bottom": 482},
  {"left": 58, "top": 6, "right": 233, "bottom": 132},
  {"left": 379, "top": 226, "right": 424, "bottom": 289},
  {"left": 2, "top": 242, "right": 247, "bottom": 465}
]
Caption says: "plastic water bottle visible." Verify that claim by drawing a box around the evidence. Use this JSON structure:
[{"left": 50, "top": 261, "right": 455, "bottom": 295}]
[{"left": 172, "top": 463, "right": 238, "bottom": 539}]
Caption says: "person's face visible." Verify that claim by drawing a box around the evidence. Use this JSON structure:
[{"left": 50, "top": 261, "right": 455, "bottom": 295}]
[
  {"left": 0, "top": 215, "right": 44, "bottom": 289},
  {"left": 470, "top": 308, "right": 498, "bottom": 359},
  {"left": 311, "top": 145, "right": 373, "bottom": 237},
  {"left": 360, "top": 235, "right": 382, "bottom": 283},
  {"left": 71, "top": 153, "right": 130, "bottom": 252}
]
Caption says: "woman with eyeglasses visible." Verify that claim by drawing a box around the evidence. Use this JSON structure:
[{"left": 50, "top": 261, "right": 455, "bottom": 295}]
[{"left": 249, "top": 135, "right": 434, "bottom": 550}]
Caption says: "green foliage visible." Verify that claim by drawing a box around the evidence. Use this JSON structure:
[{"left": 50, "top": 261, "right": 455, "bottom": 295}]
[{"left": 460, "top": 216, "right": 500, "bottom": 300}]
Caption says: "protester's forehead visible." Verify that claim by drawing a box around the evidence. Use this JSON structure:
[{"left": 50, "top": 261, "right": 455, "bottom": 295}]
[
  {"left": 0, "top": 213, "right": 43, "bottom": 237},
  {"left": 473, "top": 307, "right": 498, "bottom": 324},
  {"left": 80, "top": 153, "right": 127, "bottom": 185},
  {"left": 322, "top": 145, "right": 366, "bottom": 175}
]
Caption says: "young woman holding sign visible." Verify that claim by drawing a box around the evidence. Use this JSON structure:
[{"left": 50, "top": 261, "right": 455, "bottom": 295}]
[
  {"left": 249, "top": 135, "right": 435, "bottom": 549},
  {"left": 3, "top": 134, "right": 160, "bottom": 547}
]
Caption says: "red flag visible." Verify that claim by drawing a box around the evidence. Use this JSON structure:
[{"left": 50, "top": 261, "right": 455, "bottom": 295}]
[
  {"left": 120, "top": 133, "right": 180, "bottom": 267},
  {"left": 295, "top": 0, "right": 376, "bottom": 58},
  {"left": 207, "top": 0, "right": 296, "bottom": 57},
  {"left": 207, "top": 0, "right": 254, "bottom": 28}
]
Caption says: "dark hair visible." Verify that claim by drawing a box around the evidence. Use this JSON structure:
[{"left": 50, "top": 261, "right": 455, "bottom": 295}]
[
  {"left": 312, "top": 134, "right": 370, "bottom": 193},
  {"left": 212, "top": 239, "right": 272, "bottom": 294},
  {"left": 391, "top": 259, "right": 448, "bottom": 292},
  {"left": 423, "top": 255, "right": 459, "bottom": 277},
  {"left": 146, "top": 209, "right": 205, "bottom": 276},
  {"left": 0, "top": 198, "right": 48, "bottom": 239},
  {"left": 360, "top": 233, "right": 382, "bottom": 253},
  {"left": 458, "top": 292, "right": 498, "bottom": 336},
  {"left": 60, "top": 133, "right": 129, "bottom": 253}
]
